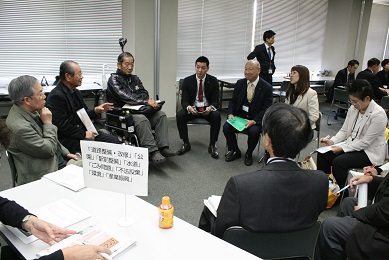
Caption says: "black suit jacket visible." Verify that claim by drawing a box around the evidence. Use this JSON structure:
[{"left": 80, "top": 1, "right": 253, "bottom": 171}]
[
  {"left": 213, "top": 161, "right": 328, "bottom": 238},
  {"left": 227, "top": 77, "right": 273, "bottom": 125},
  {"left": 356, "top": 69, "right": 386, "bottom": 99},
  {"left": 181, "top": 74, "right": 220, "bottom": 109},
  {"left": 46, "top": 81, "right": 99, "bottom": 153},
  {"left": 247, "top": 43, "right": 276, "bottom": 75},
  {"left": 0, "top": 196, "right": 64, "bottom": 259},
  {"left": 334, "top": 68, "right": 355, "bottom": 87},
  {"left": 377, "top": 70, "right": 389, "bottom": 86}
]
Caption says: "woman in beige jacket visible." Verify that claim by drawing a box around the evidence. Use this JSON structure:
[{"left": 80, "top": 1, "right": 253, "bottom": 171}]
[{"left": 285, "top": 65, "right": 319, "bottom": 129}]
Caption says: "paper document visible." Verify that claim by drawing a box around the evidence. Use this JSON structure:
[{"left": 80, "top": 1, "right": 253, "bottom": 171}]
[
  {"left": 227, "top": 116, "right": 248, "bottom": 132},
  {"left": 37, "top": 224, "right": 136, "bottom": 258},
  {"left": 315, "top": 141, "right": 347, "bottom": 154},
  {"left": 204, "top": 195, "right": 222, "bottom": 217},
  {"left": 77, "top": 108, "right": 98, "bottom": 134},
  {"left": 43, "top": 164, "right": 85, "bottom": 191},
  {"left": 122, "top": 100, "right": 163, "bottom": 110},
  {"left": 6, "top": 199, "right": 90, "bottom": 244}
]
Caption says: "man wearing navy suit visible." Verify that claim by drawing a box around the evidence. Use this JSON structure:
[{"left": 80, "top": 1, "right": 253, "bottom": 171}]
[
  {"left": 247, "top": 30, "right": 276, "bottom": 85},
  {"left": 176, "top": 56, "right": 221, "bottom": 159},
  {"left": 357, "top": 58, "right": 388, "bottom": 100},
  {"left": 223, "top": 60, "right": 273, "bottom": 166}
]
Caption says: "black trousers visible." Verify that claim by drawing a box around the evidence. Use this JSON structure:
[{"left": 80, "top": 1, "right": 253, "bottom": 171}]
[
  {"left": 317, "top": 150, "right": 371, "bottom": 189},
  {"left": 176, "top": 109, "right": 221, "bottom": 144},
  {"left": 223, "top": 122, "right": 261, "bottom": 155},
  {"left": 260, "top": 73, "right": 272, "bottom": 85}
]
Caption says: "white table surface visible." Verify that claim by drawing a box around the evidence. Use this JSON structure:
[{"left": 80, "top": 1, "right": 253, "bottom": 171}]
[
  {"left": 0, "top": 84, "right": 102, "bottom": 96},
  {"left": 0, "top": 179, "right": 260, "bottom": 260}
]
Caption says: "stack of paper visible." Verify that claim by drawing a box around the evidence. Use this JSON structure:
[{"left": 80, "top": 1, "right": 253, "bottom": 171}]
[
  {"left": 204, "top": 195, "right": 222, "bottom": 217},
  {"left": 43, "top": 164, "right": 85, "bottom": 192}
]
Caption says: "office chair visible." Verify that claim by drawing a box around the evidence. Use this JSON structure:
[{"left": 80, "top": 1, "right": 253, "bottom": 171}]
[
  {"left": 223, "top": 221, "right": 321, "bottom": 260},
  {"left": 273, "top": 80, "right": 289, "bottom": 102},
  {"left": 296, "top": 112, "right": 322, "bottom": 162},
  {"left": 381, "top": 96, "right": 389, "bottom": 109},
  {"left": 6, "top": 150, "right": 17, "bottom": 187},
  {"left": 327, "top": 88, "right": 349, "bottom": 125}
]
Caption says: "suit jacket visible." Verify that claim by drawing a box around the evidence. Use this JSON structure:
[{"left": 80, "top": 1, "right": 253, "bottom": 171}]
[
  {"left": 227, "top": 77, "right": 273, "bottom": 125},
  {"left": 377, "top": 70, "right": 389, "bottom": 86},
  {"left": 181, "top": 74, "right": 219, "bottom": 109},
  {"left": 0, "top": 196, "right": 64, "bottom": 259},
  {"left": 285, "top": 88, "right": 319, "bottom": 129},
  {"left": 213, "top": 161, "right": 328, "bottom": 238},
  {"left": 6, "top": 105, "right": 69, "bottom": 185},
  {"left": 46, "top": 81, "right": 99, "bottom": 153},
  {"left": 345, "top": 173, "right": 389, "bottom": 259},
  {"left": 247, "top": 43, "right": 276, "bottom": 75},
  {"left": 331, "top": 100, "right": 387, "bottom": 165},
  {"left": 356, "top": 69, "right": 386, "bottom": 99},
  {"left": 334, "top": 67, "right": 354, "bottom": 87}
]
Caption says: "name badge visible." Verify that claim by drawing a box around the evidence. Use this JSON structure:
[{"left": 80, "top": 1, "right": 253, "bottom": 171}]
[
  {"left": 268, "top": 68, "right": 273, "bottom": 74},
  {"left": 197, "top": 102, "right": 205, "bottom": 107},
  {"left": 242, "top": 105, "right": 249, "bottom": 112}
]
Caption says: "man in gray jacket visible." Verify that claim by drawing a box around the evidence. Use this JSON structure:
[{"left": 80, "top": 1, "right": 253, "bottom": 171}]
[{"left": 6, "top": 75, "right": 80, "bottom": 185}]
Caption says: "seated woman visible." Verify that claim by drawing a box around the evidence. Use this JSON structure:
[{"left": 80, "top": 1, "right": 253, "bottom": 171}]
[
  {"left": 285, "top": 65, "right": 319, "bottom": 129},
  {"left": 317, "top": 79, "right": 387, "bottom": 189}
]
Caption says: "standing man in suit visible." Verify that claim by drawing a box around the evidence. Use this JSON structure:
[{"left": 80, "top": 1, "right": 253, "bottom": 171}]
[
  {"left": 247, "top": 30, "right": 276, "bottom": 85},
  {"left": 326, "top": 59, "right": 359, "bottom": 102},
  {"left": 223, "top": 60, "right": 273, "bottom": 166},
  {"left": 46, "top": 60, "right": 121, "bottom": 154},
  {"left": 176, "top": 56, "right": 221, "bottom": 159},
  {"left": 357, "top": 58, "right": 388, "bottom": 100},
  {"left": 199, "top": 103, "right": 328, "bottom": 238},
  {"left": 377, "top": 58, "right": 389, "bottom": 87},
  {"left": 315, "top": 164, "right": 389, "bottom": 260}
]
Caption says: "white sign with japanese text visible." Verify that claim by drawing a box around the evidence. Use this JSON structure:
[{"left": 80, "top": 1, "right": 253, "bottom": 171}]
[{"left": 80, "top": 141, "right": 148, "bottom": 196}]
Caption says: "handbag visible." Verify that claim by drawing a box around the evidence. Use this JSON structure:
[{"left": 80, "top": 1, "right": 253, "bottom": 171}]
[
  {"left": 327, "top": 173, "right": 340, "bottom": 208},
  {"left": 300, "top": 156, "right": 317, "bottom": 170}
]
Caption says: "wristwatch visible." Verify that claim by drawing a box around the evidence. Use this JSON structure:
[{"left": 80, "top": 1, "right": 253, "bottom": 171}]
[{"left": 22, "top": 215, "right": 32, "bottom": 230}]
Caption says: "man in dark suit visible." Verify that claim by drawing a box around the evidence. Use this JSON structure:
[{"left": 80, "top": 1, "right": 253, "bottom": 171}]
[
  {"left": 377, "top": 58, "right": 389, "bottom": 87},
  {"left": 223, "top": 60, "right": 273, "bottom": 166},
  {"left": 357, "top": 58, "right": 388, "bottom": 100},
  {"left": 326, "top": 59, "right": 359, "bottom": 102},
  {"left": 46, "top": 60, "right": 121, "bottom": 154},
  {"left": 315, "top": 165, "right": 389, "bottom": 260},
  {"left": 199, "top": 103, "right": 328, "bottom": 238},
  {"left": 176, "top": 56, "right": 221, "bottom": 159},
  {"left": 247, "top": 30, "right": 276, "bottom": 85}
]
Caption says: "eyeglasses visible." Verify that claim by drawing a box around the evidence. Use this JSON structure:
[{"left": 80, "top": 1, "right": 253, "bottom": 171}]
[
  {"left": 24, "top": 92, "right": 46, "bottom": 101},
  {"left": 74, "top": 72, "right": 83, "bottom": 77},
  {"left": 349, "top": 99, "right": 361, "bottom": 105}
]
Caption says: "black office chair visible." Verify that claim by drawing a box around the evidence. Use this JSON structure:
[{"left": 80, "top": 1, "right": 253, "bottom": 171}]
[
  {"left": 273, "top": 80, "right": 289, "bottom": 102},
  {"left": 327, "top": 88, "right": 349, "bottom": 125},
  {"left": 223, "top": 221, "right": 321, "bottom": 260},
  {"left": 6, "top": 150, "right": 17, "bottom": 187},
  {"left": 381, "top": 96, "right": 389, "bottom": 110}
]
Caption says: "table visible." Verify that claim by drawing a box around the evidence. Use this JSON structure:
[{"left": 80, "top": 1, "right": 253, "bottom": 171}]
[{"left": 0, "top": 179, "right": 260, "bottom": 260}]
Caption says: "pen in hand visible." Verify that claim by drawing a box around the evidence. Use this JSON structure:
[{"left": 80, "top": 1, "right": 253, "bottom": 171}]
[{"left": 320, "top": 135, "right": 330, "bottom": 143}]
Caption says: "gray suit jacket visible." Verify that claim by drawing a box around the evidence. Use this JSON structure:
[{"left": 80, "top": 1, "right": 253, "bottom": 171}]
[
  {"left": 6, "top": 105, "right": 69, "bottom": 185},
  {"left": 213, "top": 161, "right": 328, "bottom": 238}
]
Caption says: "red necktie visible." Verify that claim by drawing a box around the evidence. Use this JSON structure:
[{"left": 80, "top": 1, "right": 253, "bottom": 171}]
[{"left": 198, "top": 79, "right": 204, "bottom": 112}]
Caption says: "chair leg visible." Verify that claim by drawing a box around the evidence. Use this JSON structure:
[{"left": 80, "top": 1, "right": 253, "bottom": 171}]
[{"left": 326, "top": 101, "right": 335, "bottom": 125}]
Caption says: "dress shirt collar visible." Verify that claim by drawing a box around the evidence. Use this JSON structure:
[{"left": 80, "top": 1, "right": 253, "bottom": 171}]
[
  {"left": 247, "top": 76, "right": 259, "bottom": 88},
  {"left": 196, "top": 74, "right": 207, "bottom": 83},
  {"left": 267, "top": 156, "right": 295, "bottom": 164}
]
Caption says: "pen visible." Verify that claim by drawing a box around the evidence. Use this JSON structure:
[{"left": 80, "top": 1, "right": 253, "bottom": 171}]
[
  {"left": 320, "top": 135, "right": 330, "bottom": 143},
  {"left": 337, "top": 184, "right": 349, "bottom": 194}
]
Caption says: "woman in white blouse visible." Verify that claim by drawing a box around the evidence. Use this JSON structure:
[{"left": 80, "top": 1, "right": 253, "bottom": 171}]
[
  {"left": 285, "top": 65, "right": 319, "bottom": 129},
  {"left": 318, "top": 79, "right": 387, "bottom": 190}
]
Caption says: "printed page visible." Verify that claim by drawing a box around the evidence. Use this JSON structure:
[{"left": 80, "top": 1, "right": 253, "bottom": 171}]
[
  {"left": 77, "top": 108, "right": 98, "bottom": 134},
  {"left": 43, "top": 164, "right": 85, "bottom": 191},
  {"left": 315, "top": 141, "right": 347, "bottom": 154}
]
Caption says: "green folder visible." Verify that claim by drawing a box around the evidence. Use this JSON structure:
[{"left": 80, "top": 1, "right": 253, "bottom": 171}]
[{"left": 227, "top": 116, "right": 248, "bottom": 131}]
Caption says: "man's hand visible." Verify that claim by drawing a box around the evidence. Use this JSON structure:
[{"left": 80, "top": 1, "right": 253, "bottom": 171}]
[
  {"left": 245, "top": 120, "right": 255, "bottom": 128},
  {"left": 363, "top": 166, "right": 378, "bottom": 176},
  {"left": 23, "top": 216, "right": 76, "bottom": 245},
  {"left": 331, "top": 145, "right": 344, "bottom": 155},
  {"left": 228, "top": 114, "right": 235, "bottom": 120},
  {"left": 147, "top": 98, "right": 159, "bottom": 109},
  {"left": 202, "top": 106, "right": 212, "bottom": 116},
  {"left": 94, "top": 103, "right": 113, "bottom": 114},
  {"left": 188, "top": 106, "right": 198, "bottom": 115},
  {"left": 320, "top": 138, "right": 333, "bottom": 146},
  {"left": 40, "top": 107, "right": 53, "bottom": 125},
  {"left": 62, "top": 245, "right": 111, "bottom": 260},
  {"left": 66, "top": 153, "right": 78, "bottom": 160},
  {"left": 349, "top": 175, "right": 373, "bottom": 192},
  {"left": 85, "top": 131, "right": 97, "bottom": 140}
]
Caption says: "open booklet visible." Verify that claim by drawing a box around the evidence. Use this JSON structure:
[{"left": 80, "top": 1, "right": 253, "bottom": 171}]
[
  {"left": 43, "top": 164, "right": 85, "bottom": 192},
  {"left": 203, "top": 195, "right": 221, "bottom": 217},
  {"left": 36, "top": 224, "right": 136, "bottom": 258},
  {"left": 226, "top": 116, "right": 248, "bottom": 132},
  {"left": 122, "top": 100, "right": 164, "bottom": 110},
  {"left": 6, "top": 199, "right": 90, "bottom": 244}
]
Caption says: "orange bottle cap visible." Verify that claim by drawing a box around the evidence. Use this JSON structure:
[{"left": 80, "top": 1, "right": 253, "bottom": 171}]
[{"left": 162, "top": 196, "right": 170, "bottom": 205}]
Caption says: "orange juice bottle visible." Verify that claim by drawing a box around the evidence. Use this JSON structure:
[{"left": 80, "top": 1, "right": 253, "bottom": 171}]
[{"left": 158, "top": 196, "right": 174, "bottom": 229}]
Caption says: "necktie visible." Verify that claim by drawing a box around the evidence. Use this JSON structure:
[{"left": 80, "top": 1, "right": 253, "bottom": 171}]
[
  {"left": 347, "top": 73, "right": 353, "bottom": 83},
  {"left": 247, "top": 82, "right": 253, "bottom": 103},
  {"left": 198, "top": 79, "right": 204, "bottom": 112},
  {"left": 267, "top": 47, "right": 272, "bottom": 60}
]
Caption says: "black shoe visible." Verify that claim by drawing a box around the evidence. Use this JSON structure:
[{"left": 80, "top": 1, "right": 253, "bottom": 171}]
[
  {"left": 244, "top": 153, "right": 253, "bottom": 166},
  {"left": 208, "top": 144, "right": 219, "bottom": 159},
  {"left": 177, "top": 142, "right": 191, "bottom": 155},
  {"left": 160, "top": 147, "right": 177, "bottom": 157},
  {"left": 225, "top": 150, "right": 241, "bottom": 162}
]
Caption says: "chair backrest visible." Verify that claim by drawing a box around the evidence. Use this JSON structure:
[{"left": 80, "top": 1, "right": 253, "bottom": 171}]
[
  {"left": 324, "top": 80, "right": 334, "bottom": 92},
  {"left": 280, "top": 80, "right": 290, "bottom": 91},
  {"left": 5, "top": 150, "right": 17, "bottom": 187},
  {"left": 176, "top": 79, "right": 184, "bottom": 112},
  {"left": 223, "top": 221, "right": 321, "bottom": 260},
  {"left": 381, "top": 96, "right": 389, "bottom": 110},
  {"left": 333, "top": 88, "right": 349, "bottom": 103}
]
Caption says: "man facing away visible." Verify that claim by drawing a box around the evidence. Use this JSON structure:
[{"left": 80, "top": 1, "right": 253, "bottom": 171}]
[
  {"left": 199, "top": 103, "right": 328, "bottom": 238},
  {"left": 6, "top": 75, "right": 80, "bottom": 185},
  {"left": 176, "top": 56, "right": 221, "bottom": 159},
  {"left": 46, "top": 60, "right": 121, "bottom": 154},
  {"left": 107, "top": 52, "right": 176, "bottom": 163},
  {"left": 223, "top": 60, "right": 273, "bottom": 166},
  {"left": 357, "top": 58, "right": 388, "bottom": 100},
  {"left": 326, "top": 59, "right": 359, "bottom": 102},
  {"left": 247, "top": 30, "right": 276, "bottom": 85}
]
